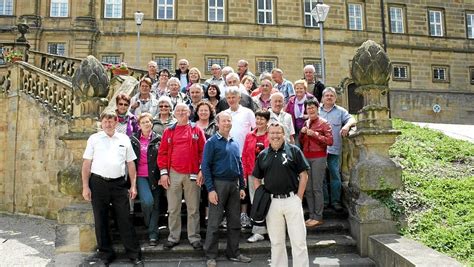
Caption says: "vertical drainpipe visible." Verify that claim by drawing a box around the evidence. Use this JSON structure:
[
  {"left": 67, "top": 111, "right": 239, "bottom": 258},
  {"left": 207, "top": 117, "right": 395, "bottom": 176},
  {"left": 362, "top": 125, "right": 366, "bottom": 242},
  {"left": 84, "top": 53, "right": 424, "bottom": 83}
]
[{"left": 380, "top": 0, "right": 391, "bottom": 116}]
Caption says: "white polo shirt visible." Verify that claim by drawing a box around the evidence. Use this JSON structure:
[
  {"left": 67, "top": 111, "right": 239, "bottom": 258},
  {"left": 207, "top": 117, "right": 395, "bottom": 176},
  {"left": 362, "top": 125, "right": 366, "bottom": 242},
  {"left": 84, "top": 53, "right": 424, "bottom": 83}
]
[
  {"left": 227, "top": 105, "right": 256, "bottom": 155},
  {"left": 83, "top": 131, "right": 137, "bottom": 178}
]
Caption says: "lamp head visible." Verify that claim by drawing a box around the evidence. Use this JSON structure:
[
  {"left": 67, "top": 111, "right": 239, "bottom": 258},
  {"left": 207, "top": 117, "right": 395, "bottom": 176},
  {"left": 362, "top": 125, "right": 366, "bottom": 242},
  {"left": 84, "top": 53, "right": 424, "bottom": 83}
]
[
  {"left": 134, "top": 11, "right": 144, "bottom": 25},
  {"left": 311, "top": 3, "right": 330, "bottom": 23}
]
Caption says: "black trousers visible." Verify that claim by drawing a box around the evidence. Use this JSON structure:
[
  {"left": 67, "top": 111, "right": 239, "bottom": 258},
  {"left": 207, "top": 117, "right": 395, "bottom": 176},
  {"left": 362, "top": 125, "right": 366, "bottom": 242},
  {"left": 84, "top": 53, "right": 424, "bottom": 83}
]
[
  {"left": 90, "top": 174, "right": 141, "bottom": 259},
  {"left": 204, "top": 180, "right": 241, "bottom": 259}
]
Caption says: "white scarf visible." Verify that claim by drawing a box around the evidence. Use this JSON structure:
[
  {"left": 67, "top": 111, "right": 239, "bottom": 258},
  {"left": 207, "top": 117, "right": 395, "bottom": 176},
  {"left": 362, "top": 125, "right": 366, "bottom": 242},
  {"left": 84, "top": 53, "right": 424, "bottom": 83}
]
[{"left": 294, "top": 95, "right": 307, "bottom": 119}]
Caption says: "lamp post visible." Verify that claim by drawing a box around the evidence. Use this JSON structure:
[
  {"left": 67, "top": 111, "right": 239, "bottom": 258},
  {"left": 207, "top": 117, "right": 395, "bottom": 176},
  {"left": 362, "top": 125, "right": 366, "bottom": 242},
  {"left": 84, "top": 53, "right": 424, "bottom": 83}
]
[
  {"left": 311, "top": 3, "right": 330, "bottom": 84},
  {"left": 134, "top": 11, "right": 144, "bottom": 68}
]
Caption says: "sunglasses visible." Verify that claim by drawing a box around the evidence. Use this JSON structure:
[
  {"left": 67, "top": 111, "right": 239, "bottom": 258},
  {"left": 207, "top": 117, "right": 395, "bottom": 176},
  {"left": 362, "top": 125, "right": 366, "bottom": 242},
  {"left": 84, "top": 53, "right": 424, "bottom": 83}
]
[
  {"left": 159, "top": 105, "right": 170, "bottom": 108},
  {"left": 118, "top": 103, "right": 129, "bottom": 107}
]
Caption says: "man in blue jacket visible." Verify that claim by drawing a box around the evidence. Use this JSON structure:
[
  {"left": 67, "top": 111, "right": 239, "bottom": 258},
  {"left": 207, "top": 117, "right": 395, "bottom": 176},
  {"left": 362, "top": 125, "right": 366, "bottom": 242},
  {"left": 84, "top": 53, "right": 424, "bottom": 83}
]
[{"left": 202, "top": 111, "right": 251, "bottom": 267}]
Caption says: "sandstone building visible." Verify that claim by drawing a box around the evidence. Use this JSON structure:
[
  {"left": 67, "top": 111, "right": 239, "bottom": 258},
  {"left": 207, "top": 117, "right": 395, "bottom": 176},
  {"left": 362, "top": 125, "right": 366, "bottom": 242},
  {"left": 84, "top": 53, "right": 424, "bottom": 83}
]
[{"left": 1, "top": 0, "right": 473, "bottom": 123}]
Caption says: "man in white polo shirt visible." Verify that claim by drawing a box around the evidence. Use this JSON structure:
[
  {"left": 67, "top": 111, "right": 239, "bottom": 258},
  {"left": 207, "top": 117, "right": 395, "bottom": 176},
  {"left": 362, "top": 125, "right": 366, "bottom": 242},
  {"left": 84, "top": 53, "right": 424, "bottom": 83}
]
[{"left": 82, "top": 110, "right": 142, "bottom": 266}]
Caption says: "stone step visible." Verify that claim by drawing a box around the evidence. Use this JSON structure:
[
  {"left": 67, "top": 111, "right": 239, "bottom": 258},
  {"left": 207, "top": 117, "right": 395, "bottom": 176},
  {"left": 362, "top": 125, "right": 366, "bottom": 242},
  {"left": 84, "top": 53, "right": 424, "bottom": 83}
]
[
  {"left": 312, "top": 253, "right": 376, "bottom": 267},
  {"left": 111, "top": 233, "right": 357, "bottom": 260}
]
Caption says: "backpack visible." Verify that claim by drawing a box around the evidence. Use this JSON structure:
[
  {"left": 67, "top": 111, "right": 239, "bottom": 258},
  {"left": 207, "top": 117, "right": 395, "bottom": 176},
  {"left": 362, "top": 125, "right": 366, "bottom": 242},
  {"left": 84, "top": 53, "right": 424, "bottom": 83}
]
[{"left": 250, "top": 185, "right": 271, "bottom": 226}]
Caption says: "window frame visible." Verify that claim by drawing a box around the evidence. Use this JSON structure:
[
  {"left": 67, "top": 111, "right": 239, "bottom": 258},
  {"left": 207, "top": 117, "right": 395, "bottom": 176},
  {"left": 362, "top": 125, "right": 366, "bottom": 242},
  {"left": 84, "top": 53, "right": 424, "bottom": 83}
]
[
  {"left": 104, "top": 0, "right": 123, "bottom": 19},
  {"left": 431, "top": 65, "right": 449, "bottom": 83},
  {"left": 47, "top": 42, "right": 66, "bottom": 56},
  {"left": 303, "top": 58, "right": 322, "bottom": 79},
  {"left": 428, "top": 9, "right": 444, "bottom": 37},
  {"left": 208, "top": 0, "right": 225, "bottom": 22},
  {"left": 347, "top": 3, "right": 364, "bottom": 31},
  {"left": 303, "top": 0, "right": 319, "bottom": 28},
  {"left": 204, "top": 55, "right": 227, "bottom": 75},
  {"left": 100, "top": 54, "right": 122, "bottom": 65},
  {"left": 153, "top": 54, "right": 176, "bottom": 72},
  {"left": 255, "top": 57, "right": 278, "bottom": 75},
  {"left": 466, "top": 12, "right": 474, "bottom": 39},
  {"left": 257, "top": 0, "right": 274, "bottom": 25},
  {"left": 469, "top": 67, "right": 474, "bottom": 85},
  {"left": 392, "top": 63, "right": 410, "bottom": 82},
  {"left": 156, "top": 0, "right": 174, "bottom": 20},
  {"left": 50, "top": 0, "right": 69, "bottom": 18},
  {"left": 0, "top": 0, "right": 13, "bottom": 16},
  {"left": 389, "top": 5, "right": 405, "bottom": 34}
]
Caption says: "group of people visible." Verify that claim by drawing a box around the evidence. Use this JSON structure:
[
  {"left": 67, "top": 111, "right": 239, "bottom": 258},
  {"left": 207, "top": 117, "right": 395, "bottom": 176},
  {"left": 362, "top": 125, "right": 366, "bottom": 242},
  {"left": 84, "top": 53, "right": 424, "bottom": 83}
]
[{"left": 81, "top": 59, "right": 356, "bottom": 267}]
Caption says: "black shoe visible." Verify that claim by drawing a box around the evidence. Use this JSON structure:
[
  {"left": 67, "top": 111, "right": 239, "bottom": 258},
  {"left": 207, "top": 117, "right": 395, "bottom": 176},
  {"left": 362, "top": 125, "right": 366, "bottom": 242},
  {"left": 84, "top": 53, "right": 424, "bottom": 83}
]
[
  {"left": 130, "top": 258, "right": 144, "bottom": 266},
  {"left": 149, "top": 239, "right": 158, "bottom": 246},
  {"left": 227, "top": 254, "right": 251, "bottom": 263},
  {"left": 163, "top": 240, "right": 179, "bottom": 250},
  {"left": 191, "top": 240, "right": 203, "bottom": 250},
  {"left": 333, "top": 203, "right": 343, "bottom": 212}
]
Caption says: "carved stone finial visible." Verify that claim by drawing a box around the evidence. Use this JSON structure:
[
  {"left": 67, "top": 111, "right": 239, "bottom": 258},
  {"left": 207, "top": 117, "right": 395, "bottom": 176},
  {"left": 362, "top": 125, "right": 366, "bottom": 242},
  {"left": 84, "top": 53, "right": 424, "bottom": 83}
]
[
  {"left": 351, "top": 40, "right": 391, "bottom": 87},
  {"left": 16, "top": 23, "right": 29, "bottom": 42},
  {"left": 72, "top": 55, "right": 110, "bottom": 117}
]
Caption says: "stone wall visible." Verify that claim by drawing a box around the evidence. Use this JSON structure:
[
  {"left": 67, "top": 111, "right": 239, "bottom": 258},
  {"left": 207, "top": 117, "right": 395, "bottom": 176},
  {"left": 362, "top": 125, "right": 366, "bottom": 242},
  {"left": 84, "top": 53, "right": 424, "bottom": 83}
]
[{"left": 0, "top": 91, "right": 77, "bottom": 219}]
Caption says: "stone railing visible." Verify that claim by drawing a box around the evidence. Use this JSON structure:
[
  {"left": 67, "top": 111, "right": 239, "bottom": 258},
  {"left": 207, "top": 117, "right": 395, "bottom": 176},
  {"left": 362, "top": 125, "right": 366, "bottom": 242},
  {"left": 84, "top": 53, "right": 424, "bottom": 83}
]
[
  {"left": 16, "top": 61, "right": 74, "bottom": 118},
  {"left": 0, "top": 67, "right": 11, "bottom": 94},
  {"left": 28, "top": 50, "right": 147, "bottom": 81}
]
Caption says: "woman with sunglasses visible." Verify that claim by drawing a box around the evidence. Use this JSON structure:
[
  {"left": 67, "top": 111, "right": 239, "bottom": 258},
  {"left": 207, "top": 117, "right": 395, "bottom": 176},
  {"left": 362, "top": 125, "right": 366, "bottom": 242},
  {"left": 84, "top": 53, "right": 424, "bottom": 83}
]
[
  {"left": 152, "top": 96, "right": 177, "bottom": 136},
  {"left": 115, "top": 93, "right": 138, "bottom": 136}
]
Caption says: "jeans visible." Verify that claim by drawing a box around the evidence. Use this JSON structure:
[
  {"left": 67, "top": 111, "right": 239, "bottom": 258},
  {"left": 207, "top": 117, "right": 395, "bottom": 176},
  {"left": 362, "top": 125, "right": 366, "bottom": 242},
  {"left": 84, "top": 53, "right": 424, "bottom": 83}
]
[
  {"left": 137, "top": 177, "right": 160, "bottom": 240},
  {"left": 306, "top": 157, "right": 327, "bottom": 220},
  {"left": 323, "top": 154, "right": 342, "bottom": 205}
]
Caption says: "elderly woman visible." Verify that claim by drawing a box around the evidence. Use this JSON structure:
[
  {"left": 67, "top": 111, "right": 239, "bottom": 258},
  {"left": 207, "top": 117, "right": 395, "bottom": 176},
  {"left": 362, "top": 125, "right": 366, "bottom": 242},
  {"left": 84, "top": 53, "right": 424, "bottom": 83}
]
[
  {"left": 252, "top": 78, "right": 273, "bottom": 110},
  {"left": 203, "top": 83, "right": 221, "bottom": 110},
  {"left": 241, "top": 109, "right": 270, "bottom": 242},
  {"left": 115, "top": 93, "right": 138, "bottom": 136},
  {"left": 182, "top": 67, "right": 202, "bottom": 96},
  {"left": 130, "top": 77, "right": 159, "bottom": 117},
  {"left": 241, "top": 75, "right": 255, "bottom": 94},
  {"left": 152, "top": 95, "right": 177, "bottom": 136},
  {"left": 286, "top": 80, "right": 315, "bottom": 144},
  {"left": 299, "top": 98, "right": 333, "bottom": 228},
  {"left": 152, "top": 68, "right": 171, "bottom": 98},
  {"left": 167, "top": 77, "right": 189, "bottom": 109},
  {"left": 130, "top": 113, "right": 162, "bottom": 246},
  {"left": 193, "top": 101, "right": 217, "bottom": 139}
]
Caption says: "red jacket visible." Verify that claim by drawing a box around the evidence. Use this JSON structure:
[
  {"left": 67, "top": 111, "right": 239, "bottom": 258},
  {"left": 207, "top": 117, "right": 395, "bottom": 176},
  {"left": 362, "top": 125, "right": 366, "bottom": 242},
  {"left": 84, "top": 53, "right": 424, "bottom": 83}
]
[
  {"left": 242, "top": 129, "right": 269, "bottom": 179},
  {"left": 157, "top": 122, "right": 206, "bottom": 175},
  {"left": 299, "top": 117, "right": 333, "bottom": 158}
]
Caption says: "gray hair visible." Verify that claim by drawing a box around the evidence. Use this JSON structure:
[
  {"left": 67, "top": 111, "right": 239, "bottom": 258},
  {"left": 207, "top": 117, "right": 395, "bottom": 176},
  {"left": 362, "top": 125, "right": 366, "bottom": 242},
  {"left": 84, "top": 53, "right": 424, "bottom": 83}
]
[
  {"left": 167, "top": 77, "right": 180, "bottom": 86},
  {"left": 189, "top": 83, "right": 203, "bottom": 93},
  {"left": 157, "top": 95, "right": 173, "bottom": 108},
  {"left": 270, "top": 92, "right": 285, "bottom": 102},
  {"left": 222, "top": 66, "right": 234, "bottom": 74},
  {"left": 226, "top": 72, "right": 240, "bottom": 82},
  {"left": 216, "top": 110, "right": 232, "bottom": 123},
  {"left": 322, "top": 87, "right": 337, "bottom": 97},
  {"left": 259, "top": 72, "right": 272, "bottom": 82},
  {"left": 271, "top": 68, "right": 283, "bottom": 75},
  {"left": 225, "top": 86, "right": 241, "bottom": 97},
  {"left": 304, "top": 64, "right": 315, "bottom": 72}
]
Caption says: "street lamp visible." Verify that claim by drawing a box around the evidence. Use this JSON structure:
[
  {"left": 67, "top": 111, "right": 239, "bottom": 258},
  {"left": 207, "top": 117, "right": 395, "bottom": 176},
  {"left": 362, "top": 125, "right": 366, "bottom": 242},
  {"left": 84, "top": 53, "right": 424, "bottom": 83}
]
[
  {"left": 134, "top": 11, "right": 144, "bottom": 68},
  {"left": 311, "top": 3, "right": 330, "bottom": 84}
]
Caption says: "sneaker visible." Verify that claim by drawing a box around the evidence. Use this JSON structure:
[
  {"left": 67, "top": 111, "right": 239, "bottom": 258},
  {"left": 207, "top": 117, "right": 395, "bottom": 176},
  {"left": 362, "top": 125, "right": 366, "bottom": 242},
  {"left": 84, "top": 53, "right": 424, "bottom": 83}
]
[
  {"left": 206, "top": 259, "right": 217, "bottom": 267},
  {"left": 247, "top": 233, "right": 264, "bottom": 243},
  {"left": 163, "top": 240, "right": 179, "bottom": 250},
  {"left": 149, "top": 239, "right": 157, "bottom": 246},
  {"left": 227, "top": 254, "right": 251, "bottom": 263},
  {"left": 333, "top": 203, "right": 343, "bottom": 212},
  {"left": 191, "top": 240, "right": 203, "bottom": 250},
  {"left": 241, "top": 213, "right": 251, "bottom": 228},
  {"left": 220, "top": 217, "right": 227, "bottom": 228}
]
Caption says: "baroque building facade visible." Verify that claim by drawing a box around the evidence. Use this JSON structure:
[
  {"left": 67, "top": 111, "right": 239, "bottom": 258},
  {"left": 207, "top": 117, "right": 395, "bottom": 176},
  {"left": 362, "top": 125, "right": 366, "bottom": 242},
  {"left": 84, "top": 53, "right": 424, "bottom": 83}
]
[{"left": 1, "top": 0, "right": 473, "bottom": 123}]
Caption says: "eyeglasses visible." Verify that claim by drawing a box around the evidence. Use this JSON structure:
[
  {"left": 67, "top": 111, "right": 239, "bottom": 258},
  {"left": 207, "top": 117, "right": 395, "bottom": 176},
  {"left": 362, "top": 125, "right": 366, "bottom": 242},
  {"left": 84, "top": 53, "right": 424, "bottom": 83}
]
[
  {"left": 159, "top": 105, "right": 170, "bottom": 108},
  {"left": 261, "top": 84, "right": 271, "bottom": 87},
  {"left": 118, "top": 103, "right": 129, "bottom": 107},
  {"left": 160, "top": 74, "right": 169, "bottom": 78}
]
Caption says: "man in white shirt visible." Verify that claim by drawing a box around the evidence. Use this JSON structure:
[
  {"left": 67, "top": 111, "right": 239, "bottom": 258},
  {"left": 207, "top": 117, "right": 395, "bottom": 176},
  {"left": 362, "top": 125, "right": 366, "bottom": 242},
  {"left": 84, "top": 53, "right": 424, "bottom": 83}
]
[
  {"left": 81, "top": 111, "right": 142, "bottom": 266},
  {"left": 269, "top": 92, "right": 295, "bottom": 144}
]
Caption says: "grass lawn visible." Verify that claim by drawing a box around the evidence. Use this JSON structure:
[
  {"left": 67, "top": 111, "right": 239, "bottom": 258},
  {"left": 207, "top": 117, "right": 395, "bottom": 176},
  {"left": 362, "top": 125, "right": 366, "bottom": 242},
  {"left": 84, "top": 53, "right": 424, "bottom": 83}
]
[{"left": 389, "top": 119, "right": 474, "bottom": 265}]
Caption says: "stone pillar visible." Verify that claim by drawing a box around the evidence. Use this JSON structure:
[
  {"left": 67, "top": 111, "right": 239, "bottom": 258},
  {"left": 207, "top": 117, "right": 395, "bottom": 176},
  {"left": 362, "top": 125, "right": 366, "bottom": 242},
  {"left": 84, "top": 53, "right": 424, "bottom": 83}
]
[{"left": 347, "top": 40, "right": 402, "bottom": 256}]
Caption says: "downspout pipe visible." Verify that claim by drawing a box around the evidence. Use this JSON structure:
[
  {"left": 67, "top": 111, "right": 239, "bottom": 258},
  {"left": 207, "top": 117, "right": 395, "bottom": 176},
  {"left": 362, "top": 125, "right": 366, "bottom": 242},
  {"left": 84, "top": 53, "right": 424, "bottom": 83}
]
[{"left": 380, "top": 0, "right": 391, "bottom": 116}]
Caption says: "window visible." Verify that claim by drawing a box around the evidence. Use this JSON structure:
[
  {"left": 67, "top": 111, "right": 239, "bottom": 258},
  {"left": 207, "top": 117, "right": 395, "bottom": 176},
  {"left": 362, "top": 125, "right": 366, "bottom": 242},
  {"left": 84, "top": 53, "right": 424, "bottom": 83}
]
[
  {"left": 157, "top": 0, "right": 174, "bottom": 20},
  {"left": 50, "top": 0, "right": 68, "bottom": 17},
  {"left": 208, "top": 0, "right": 224, "bottom": 22},
  {"left": 48, "top": 43, "right": 66, "bottom": 56},
  {"left": 154, "top": 54, "right": 175, "bottom": 71},
  {"left": 303, "top": 58, "right": 322, "bottom": 78},
  {"left": 101, "top": 55, "right": 122, "bottom": 64},
  {"left": 104, "top": 0, "right": 122, "bottom": 19},
  {"left": 389, "top": 6, "right": 404, "bottom": 34},
  {"left": 467, "top": 13, "right": 474, "bottom": 39},
  {"left": 470, "top": 67, "right": 474, "bottom": 84},
  {"left": 429, "top": 10, "right": 443, "bottom": 37},
  {"left": 256, "top": 57, "right": 277, "bottom": 74},
  {"left": 432, "top": 66, "right": 449, "bottom": 82},
  {"left": 304, "top": 0, "right": 318, "bottom": 27},
  {"left": 257, "top": 0, "right": 273, "bottom": 25},
  {"left": 0, "top": 0, "right": 13, "bottom": 15},
  {"left": 205, "top": 56, "right": 227, "bottom": 74},
  {"left": 348, "top": 3, "right": 363, "bottom": 31},
  {"left": 392, "top": 64, "right": 410, "bottom": 81}
]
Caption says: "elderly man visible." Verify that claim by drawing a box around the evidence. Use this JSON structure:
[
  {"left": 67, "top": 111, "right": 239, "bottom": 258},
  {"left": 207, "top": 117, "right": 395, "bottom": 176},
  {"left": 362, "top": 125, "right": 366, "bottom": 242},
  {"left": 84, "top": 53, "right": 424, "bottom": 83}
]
[
  {"left": 81, "top": 111, "right": 142, "bottom": 266},
  {"left": 145, "top": 60, "right": 159, "bottom": 85},
  {"left": 216, "top": 74, "right": 256, "bottom": 113},
  {"left": 204, "top": 64, "right": 225, "bottom": 91},
  {"left": 157, "top": 103, "right": 206, "bottom": 251},
  {"left": 269, "top": 92, "right": 295, "bottom": 144},
  {"left": 272, "top": 68, "right": 295, "bottom": 104},
  {"left": 253, "top": 122, "right": 310, "bottom": 267},
  {"left": 303, "top": 64, "right": 325, "bottom": 102},
  {"left": 187, "top": 83, "right": 204, "bottom": 121},
  {"left": 202, "top": 111, "right": 251, "bottom": 267},
  {"left": 319, "top": 87, "right": 356, "bottom": 211},
  {"left": 174, "top": 59, "right": 190, "bottom": 90},
  {"left": 252, "top": 78, "right": 273, "bottom": 110},
  {"left": 237, "top": 59, "right": 257, "bottom": 91}
]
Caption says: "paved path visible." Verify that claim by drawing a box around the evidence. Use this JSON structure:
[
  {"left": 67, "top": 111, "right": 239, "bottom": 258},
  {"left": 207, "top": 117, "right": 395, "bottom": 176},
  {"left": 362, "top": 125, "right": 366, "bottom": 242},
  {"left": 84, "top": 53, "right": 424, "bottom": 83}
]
[{"left": 412, "top": 122, "right": 474, "bottom": 143}]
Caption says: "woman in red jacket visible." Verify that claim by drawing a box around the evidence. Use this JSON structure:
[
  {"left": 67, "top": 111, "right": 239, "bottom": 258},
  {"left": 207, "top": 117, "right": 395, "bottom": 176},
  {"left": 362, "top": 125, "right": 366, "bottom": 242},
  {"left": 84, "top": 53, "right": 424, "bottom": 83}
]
[
  {"left": 300, "top": 98, "right": 333, "bottom": 228},
  {"left": 241, "top": 109, "right": 270, "bottom": 242}
]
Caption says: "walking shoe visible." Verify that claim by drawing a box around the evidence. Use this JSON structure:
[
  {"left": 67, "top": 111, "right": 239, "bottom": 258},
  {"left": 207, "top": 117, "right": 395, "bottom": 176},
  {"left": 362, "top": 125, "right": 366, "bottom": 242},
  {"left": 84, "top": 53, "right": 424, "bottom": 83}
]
[
  {"left": 191, "top": 240, "right": 203, "bottom": 250},
  {"left": 149, "top": 239, "right": 157, "bottom": 246},
  {"left": 306, "top": 219, "right": 324, "bottom": 228},
  {"left": 206, "top": 259, "right": 217, "bottom": 267},
  {"left": 240, "top": 213, "right": 251, "bottom": 228},
  {"left": 333, "top": 203, "right": 343, "bottom": 212},
  {"left": 227, "top": 254, "right": 251, "bottom": 263},
  {"left": 130, "top": 258, "right": 144, "bottom": 266},
  {"left": 163, "top": 240, "right": 179, "bottom": 250},
  {"left": 247, "top": 233, "right": 264, "bottom": 243},
  {"left": 220, "top": 217, "right": 227, "bottom": 228}
]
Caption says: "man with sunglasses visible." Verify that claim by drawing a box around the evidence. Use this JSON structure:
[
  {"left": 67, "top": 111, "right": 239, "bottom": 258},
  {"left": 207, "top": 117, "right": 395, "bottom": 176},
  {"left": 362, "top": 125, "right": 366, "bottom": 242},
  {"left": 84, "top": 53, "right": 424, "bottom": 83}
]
[{"left": 252, "top": 121, "right": 310, "bottom": 267}]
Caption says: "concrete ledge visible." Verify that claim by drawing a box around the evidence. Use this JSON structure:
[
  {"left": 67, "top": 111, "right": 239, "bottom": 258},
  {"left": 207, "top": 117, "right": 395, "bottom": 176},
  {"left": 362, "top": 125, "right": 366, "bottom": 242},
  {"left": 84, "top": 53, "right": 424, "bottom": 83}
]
[{"left": 368, "top": 234, "right": 462, "bottom": 267}]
